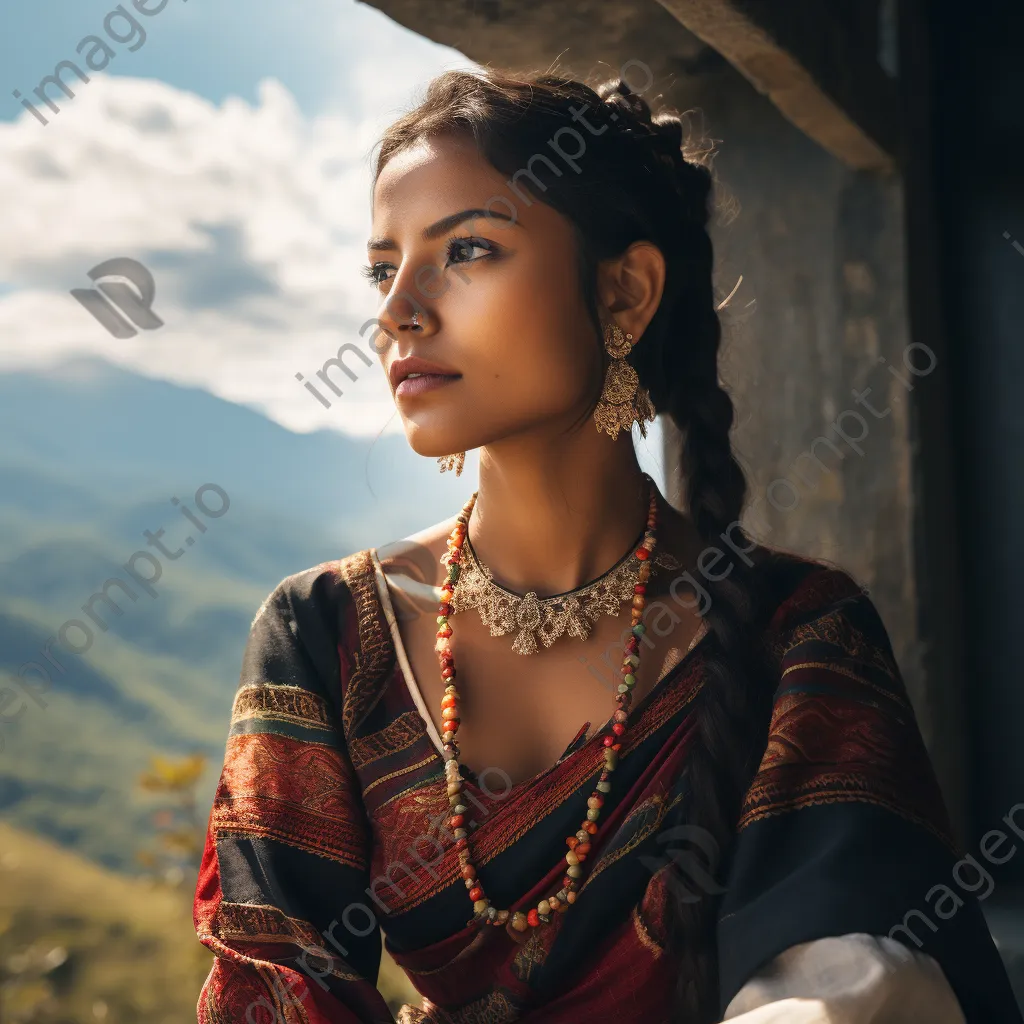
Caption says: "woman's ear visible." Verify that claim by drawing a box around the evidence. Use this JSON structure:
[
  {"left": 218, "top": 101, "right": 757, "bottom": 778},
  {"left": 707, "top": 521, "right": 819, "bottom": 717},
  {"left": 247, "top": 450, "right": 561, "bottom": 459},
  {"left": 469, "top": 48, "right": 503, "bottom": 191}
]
[{"left": 597, "top": 241, "right": 666, "bottom": 341}]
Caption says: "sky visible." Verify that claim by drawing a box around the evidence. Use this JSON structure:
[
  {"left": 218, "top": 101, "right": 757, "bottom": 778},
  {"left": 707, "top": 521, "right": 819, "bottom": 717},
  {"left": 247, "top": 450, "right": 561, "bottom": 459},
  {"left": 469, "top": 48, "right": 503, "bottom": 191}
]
[
  {"left": 0, "top": 0, "right": 479, "bottom": 436},
  {"left": 0, "top": 0, "right": 666, "bottom": 476}
]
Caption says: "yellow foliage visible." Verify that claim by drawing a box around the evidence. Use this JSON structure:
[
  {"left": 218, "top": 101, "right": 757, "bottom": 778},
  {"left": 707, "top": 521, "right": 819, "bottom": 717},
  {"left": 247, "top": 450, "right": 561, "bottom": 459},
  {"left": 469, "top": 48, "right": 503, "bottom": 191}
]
[{"left": 138, "top": 752, "right": 207, "bottom": 792}]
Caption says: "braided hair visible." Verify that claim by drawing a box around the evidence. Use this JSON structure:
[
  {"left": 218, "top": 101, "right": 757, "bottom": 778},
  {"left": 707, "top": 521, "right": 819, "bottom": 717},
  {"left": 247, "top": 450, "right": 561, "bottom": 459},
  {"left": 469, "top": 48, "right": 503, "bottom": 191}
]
[{"left": 373, "top": 68, "right": 779, "bottom": 1022}]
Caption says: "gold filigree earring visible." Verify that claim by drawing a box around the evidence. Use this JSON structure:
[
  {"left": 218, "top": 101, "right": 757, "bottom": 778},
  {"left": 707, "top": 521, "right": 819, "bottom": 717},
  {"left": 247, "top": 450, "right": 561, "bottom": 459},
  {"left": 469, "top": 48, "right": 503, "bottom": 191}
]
[
  {"left": 437, "top": 452, "right": 465, "bottom": 476},
  {"left": 594, "top": 321, "right": 656, "bottom": 440}
]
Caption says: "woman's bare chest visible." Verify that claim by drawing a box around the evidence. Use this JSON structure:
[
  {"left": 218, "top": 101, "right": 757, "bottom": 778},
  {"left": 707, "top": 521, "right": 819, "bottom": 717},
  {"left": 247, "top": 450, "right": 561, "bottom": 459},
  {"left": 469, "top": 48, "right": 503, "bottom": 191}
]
[{"left": 390, "top": 580, "right": 703, "bottom": 788}]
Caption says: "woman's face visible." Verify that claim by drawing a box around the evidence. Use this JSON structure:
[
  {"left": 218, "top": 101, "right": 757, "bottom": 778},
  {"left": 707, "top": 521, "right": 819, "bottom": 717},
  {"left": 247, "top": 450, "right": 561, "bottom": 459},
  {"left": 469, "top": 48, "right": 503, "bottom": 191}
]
[{"left": 366, "top": 133, "right": 604, "bottom": 458}]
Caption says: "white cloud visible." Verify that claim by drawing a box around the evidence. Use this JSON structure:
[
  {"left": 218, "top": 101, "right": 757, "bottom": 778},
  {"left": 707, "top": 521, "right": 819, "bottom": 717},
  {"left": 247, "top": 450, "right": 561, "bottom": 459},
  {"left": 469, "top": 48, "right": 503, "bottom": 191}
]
[{"left": 0, "top": 41, "right": 475, "bottom": 435}]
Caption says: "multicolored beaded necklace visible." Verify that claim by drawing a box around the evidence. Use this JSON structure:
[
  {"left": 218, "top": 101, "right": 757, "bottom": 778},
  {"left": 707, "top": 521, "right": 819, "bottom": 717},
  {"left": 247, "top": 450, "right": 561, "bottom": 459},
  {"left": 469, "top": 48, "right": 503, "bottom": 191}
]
[{"left": 434, "top": 474, "right": 660, "bottom": 936}]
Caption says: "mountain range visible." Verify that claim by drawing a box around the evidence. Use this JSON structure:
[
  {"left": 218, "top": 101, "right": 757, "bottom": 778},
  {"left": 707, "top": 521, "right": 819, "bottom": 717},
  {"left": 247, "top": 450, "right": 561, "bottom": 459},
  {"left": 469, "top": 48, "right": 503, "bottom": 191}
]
[{"left": 0, "top": 357, "right": 466, "bottom": 869}]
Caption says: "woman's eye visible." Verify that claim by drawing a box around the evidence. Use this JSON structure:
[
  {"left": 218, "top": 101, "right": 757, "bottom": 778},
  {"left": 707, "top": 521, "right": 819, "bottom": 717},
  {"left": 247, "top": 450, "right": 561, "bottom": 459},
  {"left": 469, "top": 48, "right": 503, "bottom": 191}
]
[
  {"left": 361, "top": 237, "right": 495, "bottom": 288},
  {"left": 360, "top": 262, "right": 394, "bottom": 287},
  {"left": 445, "top": 237, "right": 494, "bottom": 265}
]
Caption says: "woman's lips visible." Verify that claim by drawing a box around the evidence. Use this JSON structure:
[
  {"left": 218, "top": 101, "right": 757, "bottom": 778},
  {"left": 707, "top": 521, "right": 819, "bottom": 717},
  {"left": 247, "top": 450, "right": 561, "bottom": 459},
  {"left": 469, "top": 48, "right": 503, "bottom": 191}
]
[{"left": 395, "top": 373, "right": 460, "bottom": 399}]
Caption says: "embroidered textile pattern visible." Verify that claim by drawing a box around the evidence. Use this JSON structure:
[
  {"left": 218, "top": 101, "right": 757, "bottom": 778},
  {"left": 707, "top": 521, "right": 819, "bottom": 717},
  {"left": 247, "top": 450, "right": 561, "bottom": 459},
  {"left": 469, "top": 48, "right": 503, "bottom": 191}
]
[
  {"left": 776, "top": 609, "right": 903, "bottom": 683},
  {"left": 740, "top": 691, "right": 951, "bottom": 844},
  {"left": 448, "top": 534, "right": 682, "bottom": 656},
  {"left": 739, "top": 571, "right": 955, "bottom": 851},
  {"left": 398, "top": 990, "right": 521, "bottom": 1024},
  {"left": 199, "top": 959, "right": 317, "bottom": 1024},
  {"left": 214, "top": 901, "right": 362, "bottom": 982},
  {"left": 638, "top": 857, "right": 676, "bottom": 951},
  {"left": 361, "top": 754, "right": 439, "bottom": 802},
  {"left": 335, "top": 552, "right": 396, "bottom": 735},
  {"left": 631, "top": 903, "right": 665, "bottom": 957},
  {"left": 511, "top": 928, "right": 552, "bottom": 984},
  {"left": 194, "top": 555, "right": 1014, "bottom": 1024},
  {"left": 197, "top": 964, "right": 280, "bottom": 1024},
  {"left": 212, "top": 732, "right": 367, "bottom": 869},
  {"left": 350, "top": 709, "right": 425, "bottom": 770},
  {"left": 231, "top": 681, "right": 334, "bottom": 731},
  {"left": 199, "top": 979, "right": 232, "bottom": 1024},
  {"left": 581, "top": 791, "right": 671, "bottom": 892}
]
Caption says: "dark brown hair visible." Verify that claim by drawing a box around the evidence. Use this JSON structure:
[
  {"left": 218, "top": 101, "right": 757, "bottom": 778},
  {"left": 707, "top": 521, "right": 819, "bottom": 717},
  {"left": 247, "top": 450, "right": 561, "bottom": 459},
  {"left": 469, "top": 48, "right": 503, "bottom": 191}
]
[{"left": 372, "top": 67, "right": 777, "bottom": 1022}]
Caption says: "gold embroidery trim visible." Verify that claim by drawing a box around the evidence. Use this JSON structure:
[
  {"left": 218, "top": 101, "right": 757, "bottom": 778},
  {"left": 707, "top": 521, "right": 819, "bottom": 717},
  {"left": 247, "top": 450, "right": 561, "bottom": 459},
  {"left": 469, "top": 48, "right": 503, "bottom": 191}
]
[{"left": 362, "top": 754, "right": 438, "bottom": 797}]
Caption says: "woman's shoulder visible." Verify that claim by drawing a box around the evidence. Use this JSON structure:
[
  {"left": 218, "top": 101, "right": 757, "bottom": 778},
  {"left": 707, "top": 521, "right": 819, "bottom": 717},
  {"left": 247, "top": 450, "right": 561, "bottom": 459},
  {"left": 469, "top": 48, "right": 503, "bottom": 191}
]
[
  {"left": 751, "top": 544, "right": 874, "bottom": 635},
  {"left": 240, "top": 550, "right": 398, "bottom": 738},
  {"left": 251, "top": 519, "right": 453, "bottom": 661},
  {"left": 243, "top": 549, "right": 395, "bottom": 683},
  {"left": 740, "top": 547, "right": 955, "bottom": 846},
  {"left": 748, "top": 545, "right": 901, "bottom": 690},
  {"left": 747, "top": 545, "right": 917, "bottom": 735},
  {"left": 244, "top": 554, "right": 373, "bottom": 651},
  {"left": 374, "top": 516, "right": 460, "bottom": 583}
]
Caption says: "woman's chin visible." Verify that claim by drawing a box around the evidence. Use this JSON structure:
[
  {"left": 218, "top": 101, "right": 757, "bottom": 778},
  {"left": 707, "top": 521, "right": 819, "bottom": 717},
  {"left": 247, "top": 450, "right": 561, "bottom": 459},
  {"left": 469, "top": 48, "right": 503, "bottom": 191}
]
[
  {"left": 403, "top": 429, "right": 471, "bottom": 461},
  {"left": 398, "top": 411, "right": 474, "bottom": 456}
]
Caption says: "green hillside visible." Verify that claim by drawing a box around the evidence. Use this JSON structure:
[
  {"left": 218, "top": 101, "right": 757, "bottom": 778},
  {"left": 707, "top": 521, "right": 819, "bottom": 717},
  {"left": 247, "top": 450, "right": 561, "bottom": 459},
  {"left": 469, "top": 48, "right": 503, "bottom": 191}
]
[
  {"left": 0, "top": 819, "right": 212, "bottom": 1022},
  {"left": 0, "top": 359, "right": 468, "bottom": 872},
  {"left": 0, "top": 360, "right": 451, "bottom": 1020},
  {"left": 0, "top": 509, "right": 306, "bottom": 869},
  {"left": 0, "top": 821, "right": 419, "bottom": 1022}
]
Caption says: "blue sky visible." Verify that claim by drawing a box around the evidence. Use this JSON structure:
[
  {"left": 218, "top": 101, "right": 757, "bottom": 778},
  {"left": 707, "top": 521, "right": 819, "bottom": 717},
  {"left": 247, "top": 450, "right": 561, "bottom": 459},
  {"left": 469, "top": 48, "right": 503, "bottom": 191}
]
[
  {"left": 2, "top": 0, "right": 444, "bottom": 123},
  {"left": 0, "top": 0, "right": 475, "bottom": 436}
]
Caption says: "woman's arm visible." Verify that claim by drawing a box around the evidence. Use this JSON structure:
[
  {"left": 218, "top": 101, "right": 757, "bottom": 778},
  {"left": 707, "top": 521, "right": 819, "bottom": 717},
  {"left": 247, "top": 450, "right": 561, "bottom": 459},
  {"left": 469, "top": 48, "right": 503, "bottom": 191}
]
[
  {"left": 722, "top": 933, "right": 965, "bottom": 1022},
  {"left": 193, "top": 569, "right": 396, "bottom": 1024}
]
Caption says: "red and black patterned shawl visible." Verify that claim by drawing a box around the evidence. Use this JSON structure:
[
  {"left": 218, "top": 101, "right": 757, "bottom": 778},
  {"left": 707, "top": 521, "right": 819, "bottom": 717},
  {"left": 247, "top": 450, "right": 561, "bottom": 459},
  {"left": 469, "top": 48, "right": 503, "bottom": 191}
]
[{"left": 193, "top": 549, "right": 1021, "bottom": 1023}]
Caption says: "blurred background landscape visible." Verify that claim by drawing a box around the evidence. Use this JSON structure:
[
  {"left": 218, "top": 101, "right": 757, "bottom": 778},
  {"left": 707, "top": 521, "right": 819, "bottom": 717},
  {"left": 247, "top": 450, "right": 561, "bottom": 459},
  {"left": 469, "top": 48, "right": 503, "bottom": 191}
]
[
  {"left": 0, "top": 357, "right": 473, "bottom": 868},
  {"left": 0, "top": 357, "right": 468, "bottom": 1018}
]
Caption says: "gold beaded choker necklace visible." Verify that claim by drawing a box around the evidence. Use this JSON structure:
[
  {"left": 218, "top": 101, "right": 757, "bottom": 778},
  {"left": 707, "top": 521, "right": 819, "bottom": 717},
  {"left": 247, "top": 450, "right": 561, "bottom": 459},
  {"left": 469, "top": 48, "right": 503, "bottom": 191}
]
[{"left": 434, "top": 474, "right": 661, "bottom": 937}]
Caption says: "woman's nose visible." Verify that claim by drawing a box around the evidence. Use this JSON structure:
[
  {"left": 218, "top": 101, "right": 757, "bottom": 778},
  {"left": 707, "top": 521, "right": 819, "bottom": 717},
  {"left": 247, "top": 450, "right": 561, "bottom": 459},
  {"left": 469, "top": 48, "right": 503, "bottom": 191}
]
[{"left": 378, "top": 290, "right": 434, "bottom": 338}]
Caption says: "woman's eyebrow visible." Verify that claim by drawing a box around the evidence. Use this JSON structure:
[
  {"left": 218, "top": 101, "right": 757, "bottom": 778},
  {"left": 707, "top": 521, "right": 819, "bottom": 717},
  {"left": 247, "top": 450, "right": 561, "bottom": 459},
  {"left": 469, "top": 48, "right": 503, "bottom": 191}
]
[{"left": 366, "top": 207, "right": 516, "bottom": 252}]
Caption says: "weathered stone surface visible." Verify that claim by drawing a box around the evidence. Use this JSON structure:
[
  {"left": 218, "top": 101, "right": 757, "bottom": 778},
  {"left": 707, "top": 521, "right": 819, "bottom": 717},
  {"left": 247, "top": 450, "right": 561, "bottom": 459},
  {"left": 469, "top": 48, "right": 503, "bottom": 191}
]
[
  {"left": 657, "top": 0, "right": 899, "bottom": 169},
  {"left": 363, "top": 0, "right": 712, "bottom": 86}
]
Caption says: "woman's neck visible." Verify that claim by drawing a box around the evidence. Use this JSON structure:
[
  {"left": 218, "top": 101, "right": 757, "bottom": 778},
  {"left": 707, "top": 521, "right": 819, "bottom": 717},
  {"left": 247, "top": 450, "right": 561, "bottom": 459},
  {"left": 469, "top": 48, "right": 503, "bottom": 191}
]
[{"left": 467, "top": 441, "right": 655, "bottom": 596}]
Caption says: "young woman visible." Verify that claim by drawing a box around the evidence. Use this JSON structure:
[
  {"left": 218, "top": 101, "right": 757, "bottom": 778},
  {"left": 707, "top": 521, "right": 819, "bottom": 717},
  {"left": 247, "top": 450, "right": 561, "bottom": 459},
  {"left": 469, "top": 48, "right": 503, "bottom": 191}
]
[{"left": 193, "top": 69, "right": 1022, "bottom": 1023}]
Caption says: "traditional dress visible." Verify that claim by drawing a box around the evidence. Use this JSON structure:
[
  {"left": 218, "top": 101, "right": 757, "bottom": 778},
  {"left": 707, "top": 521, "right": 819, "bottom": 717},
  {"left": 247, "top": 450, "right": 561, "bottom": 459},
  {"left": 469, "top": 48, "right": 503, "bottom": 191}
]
[{"left": 193, "top": 548, "right": 1022, "bottom": 1023}]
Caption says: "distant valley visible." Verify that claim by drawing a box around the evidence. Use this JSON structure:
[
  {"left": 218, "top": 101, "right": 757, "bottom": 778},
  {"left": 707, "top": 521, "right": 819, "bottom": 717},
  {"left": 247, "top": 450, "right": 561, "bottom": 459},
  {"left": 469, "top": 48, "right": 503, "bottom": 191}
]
[{"left": 0, "top": 358, "right": 465, "bottom": 870}]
